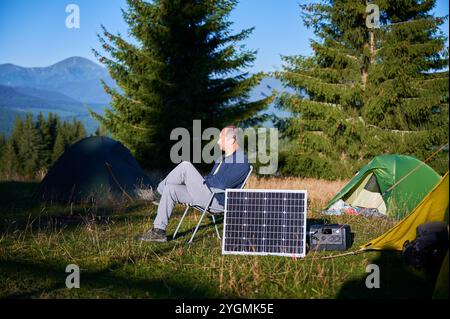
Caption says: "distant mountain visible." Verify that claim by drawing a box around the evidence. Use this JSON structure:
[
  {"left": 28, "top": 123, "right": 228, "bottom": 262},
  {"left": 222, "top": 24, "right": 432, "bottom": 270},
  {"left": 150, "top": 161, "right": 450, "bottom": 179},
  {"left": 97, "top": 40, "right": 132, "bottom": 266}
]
[
  {"left": 0, "top": 57, "right": 114, "bottom": 136},
  {"left": 0, "top": 84, "right": 97, "bottom": 112},
  {"left": 12, "top": 86, "right": 80, "bottom": 103},
  {"left": 0, "top": 57, "right": 116, "bottom": 104},
  {"left": 0, "top": 57, "right": 294, "bottom": 136}
]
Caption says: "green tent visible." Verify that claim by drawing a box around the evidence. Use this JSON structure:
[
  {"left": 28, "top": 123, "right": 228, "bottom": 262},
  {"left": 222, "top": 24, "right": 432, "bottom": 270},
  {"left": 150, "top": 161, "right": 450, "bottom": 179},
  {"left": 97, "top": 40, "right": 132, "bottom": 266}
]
[
  {"left": 35, "top": 136, "right": 157, "bottom": 204},
  {"left": 325, "top": 155, "right": 441, "bottom": 219}
]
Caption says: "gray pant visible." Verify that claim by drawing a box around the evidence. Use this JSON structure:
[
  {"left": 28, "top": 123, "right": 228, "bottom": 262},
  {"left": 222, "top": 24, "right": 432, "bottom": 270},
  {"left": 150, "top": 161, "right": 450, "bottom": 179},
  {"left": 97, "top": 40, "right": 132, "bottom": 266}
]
[{"left": 153, "top": 161, "right": 222, "bottom": 230}]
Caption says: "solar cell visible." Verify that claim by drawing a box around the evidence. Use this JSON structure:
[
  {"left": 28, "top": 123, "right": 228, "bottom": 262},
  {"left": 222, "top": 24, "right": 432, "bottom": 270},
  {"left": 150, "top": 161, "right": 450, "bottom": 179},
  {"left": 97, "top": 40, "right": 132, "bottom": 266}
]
[{"left": 222, "top": 189, "right": 307, "bottom": 257}]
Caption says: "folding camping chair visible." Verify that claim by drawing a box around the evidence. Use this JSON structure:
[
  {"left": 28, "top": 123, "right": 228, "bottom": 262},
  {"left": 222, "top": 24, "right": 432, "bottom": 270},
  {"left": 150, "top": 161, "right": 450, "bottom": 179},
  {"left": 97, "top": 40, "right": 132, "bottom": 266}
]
[{"left": 173, "top": 165, "right": 253, "bottom": 244}]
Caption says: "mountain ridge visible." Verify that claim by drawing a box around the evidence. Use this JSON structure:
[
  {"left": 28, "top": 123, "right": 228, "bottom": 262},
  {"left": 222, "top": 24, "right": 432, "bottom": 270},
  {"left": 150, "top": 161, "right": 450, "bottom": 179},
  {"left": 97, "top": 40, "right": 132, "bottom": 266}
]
[
  {"left": 0, "top": 57, "right": 291, "bottom": 136},
  {"left": 0, "top": 56, "right": 114, "bottom": 104}
]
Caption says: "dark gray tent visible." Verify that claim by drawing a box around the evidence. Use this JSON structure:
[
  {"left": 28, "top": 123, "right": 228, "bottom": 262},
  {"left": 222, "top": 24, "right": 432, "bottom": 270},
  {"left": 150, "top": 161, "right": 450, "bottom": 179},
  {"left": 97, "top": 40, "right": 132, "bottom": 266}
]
[{"left": 35, "top": 136, "right": 156, "bottom": 204}]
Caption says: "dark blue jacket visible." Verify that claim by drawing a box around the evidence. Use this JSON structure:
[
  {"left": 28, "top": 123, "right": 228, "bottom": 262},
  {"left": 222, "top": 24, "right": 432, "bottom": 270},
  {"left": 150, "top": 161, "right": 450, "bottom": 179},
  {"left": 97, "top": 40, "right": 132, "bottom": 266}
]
[{"left": 203, "top": 149, "right": 250, "bottom": 206}]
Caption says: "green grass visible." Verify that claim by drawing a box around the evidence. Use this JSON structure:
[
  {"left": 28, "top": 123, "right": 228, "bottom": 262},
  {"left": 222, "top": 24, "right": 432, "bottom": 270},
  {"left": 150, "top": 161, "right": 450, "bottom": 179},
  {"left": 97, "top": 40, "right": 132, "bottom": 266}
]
[{"left": 0, "top": 180, "right": 439, "bottom": 299}]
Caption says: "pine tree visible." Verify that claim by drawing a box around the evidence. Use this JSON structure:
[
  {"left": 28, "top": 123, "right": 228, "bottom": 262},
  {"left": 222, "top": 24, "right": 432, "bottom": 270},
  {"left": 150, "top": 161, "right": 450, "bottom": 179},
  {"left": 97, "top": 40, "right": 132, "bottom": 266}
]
[
  {"left": 47, "top": 113, "right": 59, "bottom": 151},
  {"left": 74, "top": 119, "right": 86, "bottom": 141},
  {"left": 17, "top": 113, "right": 44, "bottom": 177},
  {"left": 92, "top": 0, "right": 271, "bottom": 169},
  {"left": 50, "top": 117, "right": 87, "bottom": 163},
  {"left": 0, "top": 133, "right": 7, "bottom": 177},
  {"left": 94, "top": 124, "right": 109, "bottom": 137},
  {"left": 52, "top": 121, "right": 68, "bottom": 162},
  {"left": 65, "top": 118, "right": 86, "bottom": 145},
  {"left": 0, "top": 140, "right": 16, "bottom": 179},
  {"left": 0, "top": 114, "right": 87, "bottom": 179},
  {"left": 275, "top": 0, "right": 448, "bottom": 178},
  {"left": 2, "top": 113, "right": 45, "bottom": 178},
  {"left": 0, "top": 133, "right": 6, "bottom": 156},
  {"left": 36, "top": 112, "right": 53, "bottom": 170},
  {"left": 3, "top": 116, "right": 25, "bottom": 178}
]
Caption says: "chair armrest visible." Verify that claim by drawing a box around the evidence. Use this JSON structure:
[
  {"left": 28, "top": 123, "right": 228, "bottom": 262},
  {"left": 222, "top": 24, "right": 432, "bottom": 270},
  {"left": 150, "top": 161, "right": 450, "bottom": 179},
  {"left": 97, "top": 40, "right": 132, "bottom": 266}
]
[{"left": 210, "top": 187, "right": 226, "bottom": 194}]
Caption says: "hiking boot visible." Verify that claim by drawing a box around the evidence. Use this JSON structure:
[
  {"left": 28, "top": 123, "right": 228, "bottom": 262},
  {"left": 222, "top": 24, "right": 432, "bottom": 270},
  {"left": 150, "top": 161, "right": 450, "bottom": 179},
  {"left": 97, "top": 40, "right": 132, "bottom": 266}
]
[{"left": 135, "top": 228, "right": 167, "bottom": 242}]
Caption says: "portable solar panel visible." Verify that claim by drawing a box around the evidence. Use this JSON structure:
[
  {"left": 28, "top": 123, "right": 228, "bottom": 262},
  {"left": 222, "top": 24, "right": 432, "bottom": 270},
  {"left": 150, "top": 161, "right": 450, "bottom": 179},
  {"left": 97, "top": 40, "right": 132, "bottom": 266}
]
[{"left": 222, "top": 189, "right": 307, "bottom": 257}]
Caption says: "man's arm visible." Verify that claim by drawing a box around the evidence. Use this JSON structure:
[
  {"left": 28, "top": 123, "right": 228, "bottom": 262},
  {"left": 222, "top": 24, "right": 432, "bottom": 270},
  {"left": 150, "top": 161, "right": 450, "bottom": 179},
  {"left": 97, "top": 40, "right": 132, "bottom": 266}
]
[{"left": 204, "top": 162, "right": 249, "bottom": 190}]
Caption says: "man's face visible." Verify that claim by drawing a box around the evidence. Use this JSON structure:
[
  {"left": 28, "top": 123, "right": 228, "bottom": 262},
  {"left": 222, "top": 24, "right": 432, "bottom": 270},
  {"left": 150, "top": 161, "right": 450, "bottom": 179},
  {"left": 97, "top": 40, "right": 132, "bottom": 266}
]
[{"left": 217, "top": 128, "right": 234, "bottom": 151}]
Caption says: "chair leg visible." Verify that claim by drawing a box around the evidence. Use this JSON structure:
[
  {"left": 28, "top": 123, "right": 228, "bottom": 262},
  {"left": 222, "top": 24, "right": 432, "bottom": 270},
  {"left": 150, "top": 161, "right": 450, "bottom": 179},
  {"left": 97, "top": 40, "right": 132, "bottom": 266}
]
[
  {"left": 188, "top": 207, "right": 208, "bottom": 244},
  {"left": 211, "top": 215, "right": 221, "bottom": 239},
  {"left": 173, "top": 205, "right": 190, "bottom": 239}
]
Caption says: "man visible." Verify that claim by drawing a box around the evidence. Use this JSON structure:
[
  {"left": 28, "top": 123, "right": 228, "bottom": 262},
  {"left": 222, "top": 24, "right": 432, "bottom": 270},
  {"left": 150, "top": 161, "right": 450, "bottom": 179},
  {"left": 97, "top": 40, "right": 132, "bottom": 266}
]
[{"left": 136, "top": 125, "right": 250, "bottom": 242}]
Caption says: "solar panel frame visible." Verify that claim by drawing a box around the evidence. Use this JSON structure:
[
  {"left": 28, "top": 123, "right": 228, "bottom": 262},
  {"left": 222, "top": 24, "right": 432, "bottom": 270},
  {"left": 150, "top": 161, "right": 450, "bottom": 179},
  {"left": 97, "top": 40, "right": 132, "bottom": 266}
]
[{"left": 222, "top": 189, "right": 307, "bottom": 258}]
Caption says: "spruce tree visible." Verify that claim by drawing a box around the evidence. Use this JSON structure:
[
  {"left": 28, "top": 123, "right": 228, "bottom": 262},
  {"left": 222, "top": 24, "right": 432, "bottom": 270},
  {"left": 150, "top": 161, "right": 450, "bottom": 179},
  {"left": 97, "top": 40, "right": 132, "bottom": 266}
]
[
  {"left": 3, "top": 116, "right": 25, "bottom": 178},
  {"left": 0, "top": 114, "right": 86, "bottom": 178},
  {"left": 17, "top": 113, "right": 44, "bottom": 177},
  {"left": 52, "top": 121, "right": 68, "bottom": 162},
  {"left": 0, "top": 133, "right": 5, "bottom": 156},
  {"left": 36, "top": 112, "right": 53, "bottom": 170},
  {"left": 94, "top": 124, "right": 109, "bottom": 137},
  {"left": 4, "top": 113, "right": 44, "bottom": 178},
  {"left": 51, "top": 117, "right": 87, "bottom": 162},
  {"left": 74, "top": 119, "right": 86, "bottom": 141},
  {"left": 275, "top": 0, "right": 448, "bottom": 178},
  {"left": 0, "top": 140, "right": 16, "bottom": 179},
  {"left": 92, "top": 0, "right": 271, "bottom": 169},
  {"left": 0, "top": 133, "right": 6, "bottom": 177},
  {"left": 47, "top": 113, "right": 59, "bottom": 151}
]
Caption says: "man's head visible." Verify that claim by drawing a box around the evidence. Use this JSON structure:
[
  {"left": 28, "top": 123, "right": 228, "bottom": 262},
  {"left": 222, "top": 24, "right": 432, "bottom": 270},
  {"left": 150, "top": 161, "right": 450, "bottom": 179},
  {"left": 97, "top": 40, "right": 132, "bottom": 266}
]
[{"left": 218, "top": 125, "right": 239, "bottom": 154}]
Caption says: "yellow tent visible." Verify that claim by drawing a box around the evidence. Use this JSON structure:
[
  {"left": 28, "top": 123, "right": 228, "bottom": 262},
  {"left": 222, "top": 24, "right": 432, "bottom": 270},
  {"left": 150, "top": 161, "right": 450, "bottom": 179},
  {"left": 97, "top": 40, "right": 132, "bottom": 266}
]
[
  {"left": 360, "top": 172, "right": 449, "bottom": 298},
  {"left": 361, "top": 172, "right": 449, "bottom": 251}
]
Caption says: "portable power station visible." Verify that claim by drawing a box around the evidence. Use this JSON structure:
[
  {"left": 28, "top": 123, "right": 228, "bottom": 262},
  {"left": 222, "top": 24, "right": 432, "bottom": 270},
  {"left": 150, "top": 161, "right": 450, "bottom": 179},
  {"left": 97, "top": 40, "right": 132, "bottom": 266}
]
[{"left": 309, "top": 224, "right": 353, "bottom": 251}]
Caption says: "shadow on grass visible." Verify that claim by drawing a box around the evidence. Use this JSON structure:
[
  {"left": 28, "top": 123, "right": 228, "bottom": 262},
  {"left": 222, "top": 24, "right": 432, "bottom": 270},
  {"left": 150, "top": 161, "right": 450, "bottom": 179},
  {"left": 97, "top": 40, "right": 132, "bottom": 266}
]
[
  {"left": 337, "top": 251, "right": 438, "bottom": 299},
  {"left": 0, "top": 181, "right": 40, "bottom": 213},
  {"left": 0, "top": 203, "right": 152, "bottom": 234},
  {"left": 1, "top": 258, "right": 219, "bottom": 299},
  {"left": 0, "top": 179, "right": 156, "bottom": 232},
  {"left": 171, "top": 213, "right": 224, "bottom": 242}
]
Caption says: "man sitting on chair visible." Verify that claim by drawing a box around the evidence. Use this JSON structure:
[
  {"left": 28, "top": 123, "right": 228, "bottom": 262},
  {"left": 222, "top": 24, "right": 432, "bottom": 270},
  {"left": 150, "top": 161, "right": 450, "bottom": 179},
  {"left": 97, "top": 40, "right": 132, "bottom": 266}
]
[{"left": 136, "top": 125, "right": 250, "bottom": 242}]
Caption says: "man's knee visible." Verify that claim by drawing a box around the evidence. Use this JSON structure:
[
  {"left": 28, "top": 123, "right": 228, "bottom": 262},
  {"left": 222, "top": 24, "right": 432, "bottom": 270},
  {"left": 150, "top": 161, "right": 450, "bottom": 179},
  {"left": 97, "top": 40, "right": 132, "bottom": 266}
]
[
  {"left": 178, "top": 161, "right": 195, "bottom": 173},
  {"left": 180, "top": 161, "right": 193, "bottom": 168},
  {"left": 163, "top": 183, "right": 178, "bottom": 199}
]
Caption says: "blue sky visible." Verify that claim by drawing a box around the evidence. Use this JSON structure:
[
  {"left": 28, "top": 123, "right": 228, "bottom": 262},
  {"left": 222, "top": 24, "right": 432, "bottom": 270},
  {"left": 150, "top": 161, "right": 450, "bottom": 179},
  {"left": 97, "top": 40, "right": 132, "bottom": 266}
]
[{"left": 0, "top": 0, "right": 448, "bottom": 72}]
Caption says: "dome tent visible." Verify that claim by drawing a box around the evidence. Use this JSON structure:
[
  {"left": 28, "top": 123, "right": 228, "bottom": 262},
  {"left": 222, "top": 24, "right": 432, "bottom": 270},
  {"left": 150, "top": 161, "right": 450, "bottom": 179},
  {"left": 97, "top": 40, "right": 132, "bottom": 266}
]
[
  {"left": 362, "top": 172, "right": 448, "bottom": 250},
  {"left": 35, "top": 136, "right": 156, "bottom": 204},
  {"left": 325, "top": 154, "right": 441, "bottom": 219},
  {"left": 361, "top": 172, "right": 449, "bottom": 298}
]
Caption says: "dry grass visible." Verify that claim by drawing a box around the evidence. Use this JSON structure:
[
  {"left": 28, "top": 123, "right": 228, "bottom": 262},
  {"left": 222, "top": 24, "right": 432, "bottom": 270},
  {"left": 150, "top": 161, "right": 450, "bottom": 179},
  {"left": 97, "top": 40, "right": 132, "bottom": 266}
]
[
  {"left": 248, "top": 176, "right": 348, "bottom": 210},
  {"left": 0, "top": 177, "right": 436, "bottom": 299}
]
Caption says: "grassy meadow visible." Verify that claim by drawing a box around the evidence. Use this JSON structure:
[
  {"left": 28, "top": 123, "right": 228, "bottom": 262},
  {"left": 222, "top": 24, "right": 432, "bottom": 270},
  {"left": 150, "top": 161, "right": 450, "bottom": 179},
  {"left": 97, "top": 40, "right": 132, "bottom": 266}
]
[{"left": 0, "top": 177, "right": 439, "bottom": 299}]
